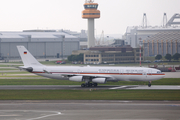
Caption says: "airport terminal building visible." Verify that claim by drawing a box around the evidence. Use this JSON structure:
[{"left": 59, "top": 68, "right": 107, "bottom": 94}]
[
  {"left": 0, "top": 30, "right": 80, "bottom": 60},
  {"left": 123, "top": 13, "right": 180, "bottom": 56},
  {"left": 72, "top": 46, "right": 143, "bottom": 64}
]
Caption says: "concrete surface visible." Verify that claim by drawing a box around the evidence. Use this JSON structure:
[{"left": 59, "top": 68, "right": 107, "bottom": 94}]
[
  {"left": 0, "top": 85, "right": 180, "bottom": 90},
  {"left": 0, "top": 100, "right": 179, "bottom": 120}
]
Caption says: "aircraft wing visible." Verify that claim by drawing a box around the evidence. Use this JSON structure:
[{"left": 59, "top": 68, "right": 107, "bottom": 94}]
[{"left": 57, "top": 73, "right": 114, "bottom": 79}]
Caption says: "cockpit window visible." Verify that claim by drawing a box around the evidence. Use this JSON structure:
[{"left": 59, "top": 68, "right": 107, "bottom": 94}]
[{"left": 157, "top": 71, "right": 162, "bottom": 73}]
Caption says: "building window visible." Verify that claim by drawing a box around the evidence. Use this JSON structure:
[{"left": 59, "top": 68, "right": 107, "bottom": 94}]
[
  {"left": 86, "top": 59, "right": 91, "bottom": 61},
  {"left": 84, "top": 5, "right": 98, "bottom": 9},
  {"left": 83, "top": 13, "right": 100, "bottom": 15}
]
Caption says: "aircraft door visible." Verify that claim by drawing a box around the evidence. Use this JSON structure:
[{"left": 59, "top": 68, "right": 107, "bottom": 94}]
[
  {"left": 143, "top": 71, "right": 147, "bottom": 79},
  {"left": 146, "top": 69, "right": 152, "bottom": 80},
  {"left": 148, "top": 70, "right": 152, "bottom": 76},
  {"left": 120, "top": 69, "right": 124, "bottom": 75},
  {"left": 73, "top": 70, "right": 79, "bottom": 74},
  {"left": 77, "top": 69, "right": 81, "bottom": 74}
]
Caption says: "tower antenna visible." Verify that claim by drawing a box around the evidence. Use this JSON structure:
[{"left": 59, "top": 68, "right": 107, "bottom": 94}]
[
  {"left": 86, "top": 0, "right": 94, "bottom": 3},
  {"left": 163, "top": 13, "right": 167, "bottom": 27},
  {"left": 142, "top": 13, "right": 147, "bottom": 28}
]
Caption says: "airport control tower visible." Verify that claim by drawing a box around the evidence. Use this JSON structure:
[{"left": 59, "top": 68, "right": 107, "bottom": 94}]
[{"left": 82, "top": 0, "right": 100, "bottom": 48}]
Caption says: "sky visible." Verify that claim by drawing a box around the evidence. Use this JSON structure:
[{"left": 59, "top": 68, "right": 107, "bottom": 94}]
[{"left": 0, "top": 0, "right": 179, "bottom": 35}]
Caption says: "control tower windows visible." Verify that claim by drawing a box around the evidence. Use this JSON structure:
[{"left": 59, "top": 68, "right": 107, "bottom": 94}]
[
  {"left": 84, "top": 5, "right": 98, "bottom": 9},
  {"left": 83, "top": 13, "right": 100, "bottom": 15}
]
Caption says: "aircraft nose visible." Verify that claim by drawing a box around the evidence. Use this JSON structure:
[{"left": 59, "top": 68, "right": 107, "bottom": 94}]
[{"left": 162, "top": 73, "right": 165, "bottom": 78}]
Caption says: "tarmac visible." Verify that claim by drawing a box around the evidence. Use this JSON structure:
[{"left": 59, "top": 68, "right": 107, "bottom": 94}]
[
  {"left": 0, "top": 100, "right": 179, "bottom": 120},
  {"left": 0, "top": 69, "right": 179, "bottom": 120},
  {"left": 164, "top": 72, "right": 180, "bottom": 78},
  {"left": 0, "top": 85, "right": 180, "bottom": 90}
]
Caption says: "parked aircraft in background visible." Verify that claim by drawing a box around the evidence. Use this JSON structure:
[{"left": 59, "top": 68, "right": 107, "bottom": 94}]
[{"left": 17, "top": 46, "right": 165, "bottom": 87}]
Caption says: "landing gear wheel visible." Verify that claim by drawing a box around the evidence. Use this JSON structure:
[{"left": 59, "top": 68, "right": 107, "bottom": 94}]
[
  {"left": 148, "top": 81, "right": 151, "bottom": 87},
  {"left": 81, "top": 83, "right": 85, "bottom": 87},
  {"left": 93, "top": 83, "right": 98, "bottom": 87},
  {"left": 85, "top": 83, "right": 90, "bottom": 87}
]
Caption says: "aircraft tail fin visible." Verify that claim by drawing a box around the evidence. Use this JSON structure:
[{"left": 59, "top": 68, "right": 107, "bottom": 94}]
[{"left": 17, "top": 46, "right": 43, "bottom": 67}]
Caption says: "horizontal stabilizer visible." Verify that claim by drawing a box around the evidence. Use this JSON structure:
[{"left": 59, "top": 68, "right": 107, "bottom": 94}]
[{"left": 17, "top": 66, "right": 33, "bottom": 72}]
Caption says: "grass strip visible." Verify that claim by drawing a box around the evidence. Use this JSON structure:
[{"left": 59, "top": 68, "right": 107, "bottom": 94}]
[
  {"left": 3, "top": 72, "right": 30, "bottom": 74},
  {"left": 0, "top": 69, "right": 18, "bottom": 70},
  {"left": 0, "top": 90, "right": 179, "bottom": 100},
  {"left": 0, "top": 76, "right": 42, "bottom": 77},
  {"left": 0, "top": 65, "right": 15, "bottom": 67},
  {"left": 0, "top": 78, "right": 179, "bottom": 85}
]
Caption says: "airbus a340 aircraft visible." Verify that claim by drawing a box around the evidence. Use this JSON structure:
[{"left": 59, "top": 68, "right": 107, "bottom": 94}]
[{"left": 17, "top": 46, "right": 165, "bottom": 87}]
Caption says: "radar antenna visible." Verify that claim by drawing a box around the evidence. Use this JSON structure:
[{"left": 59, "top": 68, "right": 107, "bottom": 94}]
[{"left": 86, "top": 0, "right": 94, "bottom": 3}]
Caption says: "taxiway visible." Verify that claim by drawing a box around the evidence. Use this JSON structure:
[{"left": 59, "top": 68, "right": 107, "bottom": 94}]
[
  {"left": 0, "top": 85, "right": 180, "bottom": 90},
  {"left": 0, "top": 100, "right": 179, "bottom": 120}
]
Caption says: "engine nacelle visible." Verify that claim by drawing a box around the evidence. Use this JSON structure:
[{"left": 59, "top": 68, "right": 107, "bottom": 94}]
[
  {"left": 92, "top": 78, "right": 106, "bottom": 84},
  {"left": 69, "top": 76, "right": 83, "bottom": 82}
]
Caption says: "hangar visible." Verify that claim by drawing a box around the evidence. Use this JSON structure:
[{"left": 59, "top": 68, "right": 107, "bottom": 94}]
[{"left": 0, "top": 30, "right": 80, "bottom": 60}]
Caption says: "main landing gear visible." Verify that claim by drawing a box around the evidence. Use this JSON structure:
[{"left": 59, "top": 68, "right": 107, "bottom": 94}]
[
  {"left": 148, "top": 81, "right": 151, "bottom": 87},
  {"left": 81, "top": 83, "right": 98, "bottom": 87}
]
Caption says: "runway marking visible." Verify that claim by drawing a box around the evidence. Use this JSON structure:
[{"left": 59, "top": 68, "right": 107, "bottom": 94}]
[
  {"left": 0, "top": 104, "right": 22, "bottom": 106},
  {"left": 109, "top": 101, "right": 132, "bottom": 103},
  {"left": 104, "top": 119, "right": 163, "bottom": 120},
  {"left": 0, "top": 110, "right": 61, "bottom": 120},
  {"left": 26, "top": 111, "right": 61, "bottom": 120},
  {"left": 168, "top": 104, "right": 180, "bottom": 107},
  {"left": 0, "top": 114, "right": 21, "bottom": 117},
  {"left": 109, "top": 86, "right": 127, "bottom": 89}
]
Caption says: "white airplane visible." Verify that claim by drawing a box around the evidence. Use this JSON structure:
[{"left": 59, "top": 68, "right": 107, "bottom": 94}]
[{"left": 17, "top": 46, "right": 165, "bottom": 87}]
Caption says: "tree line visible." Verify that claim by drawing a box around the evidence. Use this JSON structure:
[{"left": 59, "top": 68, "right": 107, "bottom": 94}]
[
  {"left": 67, "top": 53, "right": 180, "bottom": 63},
  {"left": 155, "top": 53, "right": 180, "bottom": 61},
  {"left": 68, "top": 54, "right": 84, "bottom": 62}
]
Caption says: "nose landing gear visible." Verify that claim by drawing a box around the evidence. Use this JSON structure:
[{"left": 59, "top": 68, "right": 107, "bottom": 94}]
[
  {"left": 148, "top": 81, "right": 151, "bottom": 87},
  {"left": 81, "top": 83, "right": 85, "bottom": 87}
]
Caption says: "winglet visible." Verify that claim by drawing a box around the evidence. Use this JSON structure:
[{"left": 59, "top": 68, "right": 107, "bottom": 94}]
[{"left": 17, "top": 46, "right": 43, "bottom": 67}]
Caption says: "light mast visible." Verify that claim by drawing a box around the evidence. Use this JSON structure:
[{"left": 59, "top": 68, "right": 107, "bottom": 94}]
[{"left": 82, "top": 0, "right": 100, "bottom": 48}]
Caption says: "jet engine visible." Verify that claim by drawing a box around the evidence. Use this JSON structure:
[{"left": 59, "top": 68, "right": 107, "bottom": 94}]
[
  {"left": 69, "top": 76, "right": 83, "bottom": 82},
  {"left": 92, "top": 78, "right": 106, "bottom": 84}
]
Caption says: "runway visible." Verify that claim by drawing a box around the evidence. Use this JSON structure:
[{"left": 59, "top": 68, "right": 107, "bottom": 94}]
[
  {"left": 0, "top": 85, "right": 180, "bottom": 90},
  {"left": 0, "top": 100, "right": 179, "bottom": 120}
]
